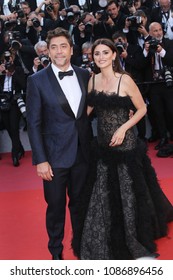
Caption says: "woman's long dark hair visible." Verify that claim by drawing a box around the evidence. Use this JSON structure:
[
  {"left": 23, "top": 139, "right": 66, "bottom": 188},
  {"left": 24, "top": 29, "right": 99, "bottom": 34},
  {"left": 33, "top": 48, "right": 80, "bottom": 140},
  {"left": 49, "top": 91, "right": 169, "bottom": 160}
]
[{"left": 92, "top": 38, "right": 127, "bottom": 75}]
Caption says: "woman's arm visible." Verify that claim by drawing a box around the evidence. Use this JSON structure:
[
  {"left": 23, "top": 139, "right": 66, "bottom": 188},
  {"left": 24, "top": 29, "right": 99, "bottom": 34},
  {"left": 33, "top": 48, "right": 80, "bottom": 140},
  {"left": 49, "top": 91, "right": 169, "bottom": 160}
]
[
  {"left": 110, "top": 74, "right": 147, "bottom": 146},
  {"left": 87, "top": 75, "right": 94, "bottom": 116}
]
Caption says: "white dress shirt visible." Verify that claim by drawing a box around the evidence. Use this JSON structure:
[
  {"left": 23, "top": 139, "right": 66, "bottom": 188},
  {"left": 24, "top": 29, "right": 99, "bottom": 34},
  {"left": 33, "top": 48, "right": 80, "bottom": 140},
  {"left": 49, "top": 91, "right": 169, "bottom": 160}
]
[
  {"left": 3, "top": 75, "right": 12, "bottom": 91},
  {"left": 51, "top": 63, "right": 82, "bottom": 118},
  {"left": 3, "top": 0, "right": 11, "bottom": 15}
]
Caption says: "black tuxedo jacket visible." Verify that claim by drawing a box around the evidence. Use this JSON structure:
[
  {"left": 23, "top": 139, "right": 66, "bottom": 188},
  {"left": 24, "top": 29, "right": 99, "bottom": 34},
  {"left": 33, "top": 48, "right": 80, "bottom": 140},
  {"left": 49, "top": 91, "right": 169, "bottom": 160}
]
[
  {"left": 144, "top": 37, "right": 173, "bottom": 82},
  {"left": 26, "top": 64, "right": 91, "bottom": 168},
  {"left": 124, "top": 44, "right": 148, "bottom": 83},
  {"left": 151, "top": 7, "right": 163, "bottom": 24},
  {"left": 0, "top": 66, "right": 26, "bottom": 93}
]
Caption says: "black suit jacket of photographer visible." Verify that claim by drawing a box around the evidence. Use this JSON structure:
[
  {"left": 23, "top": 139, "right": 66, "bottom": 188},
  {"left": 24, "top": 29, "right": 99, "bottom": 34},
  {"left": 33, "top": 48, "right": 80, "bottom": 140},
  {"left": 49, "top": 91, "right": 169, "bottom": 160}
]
[
  {"left": 0, "top": 65, "right": 26, "bottom": 99},
  {"left": 124, "top": 43, "right": 148, "bottom": 84},
  {"left": 144, "top": 36, "right": 173, "bottom": 82},
  {"left": 27, "top": 18, "right": 57, "bottom": 46}
]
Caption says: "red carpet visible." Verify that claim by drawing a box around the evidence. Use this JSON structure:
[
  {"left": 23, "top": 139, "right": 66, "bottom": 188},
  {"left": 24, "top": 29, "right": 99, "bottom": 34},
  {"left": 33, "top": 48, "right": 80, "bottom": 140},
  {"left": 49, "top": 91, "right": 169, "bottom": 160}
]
[{"left": 0, "top": 143, "right": 173, "bottom": 260}]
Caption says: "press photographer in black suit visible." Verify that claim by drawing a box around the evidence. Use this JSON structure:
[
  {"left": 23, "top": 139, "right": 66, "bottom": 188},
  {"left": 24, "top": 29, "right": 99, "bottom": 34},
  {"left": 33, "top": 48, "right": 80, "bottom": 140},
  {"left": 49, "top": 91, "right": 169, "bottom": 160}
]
[
  {"left": 32, "top": 40, "right": 49, "bottom": 73},
  {"left": 0, "top": 50, "right": 26, "bottom": 166},
  {"left": 123, "top": 9, "right": 150, "bottom": 48},
  {"left": 26, "top": 11, "right": 57, "bottom": 45},
  {"left": 143, "top": 22, "right": 173, "bottom": 150},
  {"left": 150, "top": 0, "right": 173, "bottom": 40}
]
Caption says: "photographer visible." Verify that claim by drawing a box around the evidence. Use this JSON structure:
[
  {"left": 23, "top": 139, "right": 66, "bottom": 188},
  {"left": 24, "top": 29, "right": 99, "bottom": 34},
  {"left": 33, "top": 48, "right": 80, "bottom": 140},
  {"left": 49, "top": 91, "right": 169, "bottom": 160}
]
[
  {"left": 2, "top": 30, "right": 36, "bottom": 75},
  {"left": 79, "top": 41, "right": 95, "bottom": 74},
  {"left": 26, "top": 11, "right": 57, "bottom": 45},
  {"left": 1, "top": 2, "right": 32, "bottom": 39},
  {"left": 123, "top": 9, "right": 150, "bottom": 47},
  {"left": 143, "top": 22, "right": 173, "bottom": 150},
  {"left": 59, "top": 4, "right": 82, "bottom": 34},
  {"left": 74, "top": 10, "right": 114, "bottom": 49},
  {"left": 122, "top": 0, "right": 150, "bottom": 17},
  {"left": 106, "top": 0, "right": 127, "bottom": 32},
  {"left": 32, "top": 40, "right": 49, "bottom": 73},
  {"left": 35, "top": 0, "right": 61, "bottom": 21},
  {"left": 151, "top": 0, "right": 173, "bottom": 39},
  {"left": 0, "top": 50, "right": 26, "bottom": 166}
]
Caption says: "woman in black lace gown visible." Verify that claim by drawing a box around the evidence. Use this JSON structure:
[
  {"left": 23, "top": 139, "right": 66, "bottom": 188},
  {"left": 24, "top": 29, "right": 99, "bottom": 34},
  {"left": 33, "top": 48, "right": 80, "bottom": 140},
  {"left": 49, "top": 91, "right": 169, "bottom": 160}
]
[{"left": 72, "top": 38, "right": 173, "bottom": 260}]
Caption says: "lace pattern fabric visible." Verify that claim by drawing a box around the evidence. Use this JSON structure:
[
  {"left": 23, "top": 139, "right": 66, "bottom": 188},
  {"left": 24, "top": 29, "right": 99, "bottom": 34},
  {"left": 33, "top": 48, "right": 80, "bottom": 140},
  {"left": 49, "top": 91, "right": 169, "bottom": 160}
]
[{"left": 72, "top": 90, "right": 173, "bottom": 260}]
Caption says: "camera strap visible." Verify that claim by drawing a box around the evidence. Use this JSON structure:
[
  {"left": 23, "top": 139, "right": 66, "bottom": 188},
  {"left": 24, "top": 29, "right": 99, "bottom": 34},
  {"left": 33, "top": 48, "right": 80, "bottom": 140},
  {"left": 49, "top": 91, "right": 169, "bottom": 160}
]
[{"left": 17, "top": 51, "right": 29, "bottom": 75}]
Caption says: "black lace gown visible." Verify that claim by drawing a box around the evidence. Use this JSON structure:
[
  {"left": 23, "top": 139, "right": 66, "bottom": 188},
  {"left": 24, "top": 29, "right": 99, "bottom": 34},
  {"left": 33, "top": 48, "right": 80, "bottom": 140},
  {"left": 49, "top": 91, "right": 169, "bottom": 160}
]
[{"left": 72, "top": 89, "right": 173, "bottom": 260}]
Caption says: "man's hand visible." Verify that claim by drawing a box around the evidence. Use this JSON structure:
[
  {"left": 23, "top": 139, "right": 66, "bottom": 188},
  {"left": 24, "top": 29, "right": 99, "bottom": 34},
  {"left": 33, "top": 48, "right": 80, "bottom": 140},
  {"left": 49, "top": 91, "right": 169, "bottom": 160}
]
[
  {"left": 137, "top": 25, "right": 149, "bottom": 37},
  {"left": 33, "top": 57, "right": 41, "bottom": 70},
  {"left": 0, "top": 63, "right": 5, "bottom": 74},
  {"left": 120, "top": 49, "right": 128, "bottom": 59},
  {"left": 144, "top": 41, "right": 150, "bottom": 53},
  {"left": 156, "top": 44, "right": 163, "bottom": 53},
  {"left": 37, "top": 162, "right": 54, "bottom": 181}
]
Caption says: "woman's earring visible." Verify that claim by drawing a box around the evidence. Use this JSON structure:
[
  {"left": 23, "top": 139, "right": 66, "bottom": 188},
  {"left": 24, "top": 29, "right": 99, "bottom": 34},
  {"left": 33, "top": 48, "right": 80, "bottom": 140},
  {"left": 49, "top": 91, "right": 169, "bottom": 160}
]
[{"left": 112, "top": 59, "right": 115, "bottom": 70}]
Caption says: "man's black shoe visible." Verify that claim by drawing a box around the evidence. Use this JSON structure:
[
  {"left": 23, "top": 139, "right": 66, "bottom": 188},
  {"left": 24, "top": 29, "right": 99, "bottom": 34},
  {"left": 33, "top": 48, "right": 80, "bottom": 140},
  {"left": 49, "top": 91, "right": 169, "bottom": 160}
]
[
  {"left": 52, "top": 254, "right": 63, "bottom": 260},
  {"left": 12, "top": 156, "right": 20, "bottom": 167},
  {"left": 18, "top": 147, "right": 25, "bottom": 160},
  {"left": 154, "top": 138, "right": 168, "bottom": 150},
  {"left": 156, "top": 144, "right": 173, "bottom": 157}
]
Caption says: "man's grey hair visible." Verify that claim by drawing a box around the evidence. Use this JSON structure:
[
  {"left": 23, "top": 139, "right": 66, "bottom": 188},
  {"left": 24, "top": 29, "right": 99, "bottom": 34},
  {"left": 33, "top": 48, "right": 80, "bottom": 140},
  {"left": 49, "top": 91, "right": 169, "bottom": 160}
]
[
  {"left": 34, "top": 41, "right": 48, "bottom": 54},
  {"left": 82, "top": 41, "right": 93, "bottom": 51}
]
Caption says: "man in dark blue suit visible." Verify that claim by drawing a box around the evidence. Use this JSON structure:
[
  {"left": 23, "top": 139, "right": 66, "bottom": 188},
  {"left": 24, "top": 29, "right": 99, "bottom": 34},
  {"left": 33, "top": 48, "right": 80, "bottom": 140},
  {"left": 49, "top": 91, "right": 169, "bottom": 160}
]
[{"left": 26, "top": 27, "right": 91, "bottom": 260}]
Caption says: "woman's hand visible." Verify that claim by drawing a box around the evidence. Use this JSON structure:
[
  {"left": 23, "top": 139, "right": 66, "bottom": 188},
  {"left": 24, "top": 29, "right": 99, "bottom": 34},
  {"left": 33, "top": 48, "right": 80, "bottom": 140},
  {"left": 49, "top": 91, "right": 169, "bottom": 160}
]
[{"left": 109, "top": 126, "right": 126, "bottom": 147}]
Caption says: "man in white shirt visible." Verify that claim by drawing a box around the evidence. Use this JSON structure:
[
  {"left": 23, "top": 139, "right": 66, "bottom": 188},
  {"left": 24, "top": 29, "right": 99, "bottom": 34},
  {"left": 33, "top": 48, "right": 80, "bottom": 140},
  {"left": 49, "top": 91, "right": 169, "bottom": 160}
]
[
  {"left": 143, "top": 22, "right": 173, "bottom": 150},
  {"left": 26, "top": 27, "right": 91, "bottom": 260}
]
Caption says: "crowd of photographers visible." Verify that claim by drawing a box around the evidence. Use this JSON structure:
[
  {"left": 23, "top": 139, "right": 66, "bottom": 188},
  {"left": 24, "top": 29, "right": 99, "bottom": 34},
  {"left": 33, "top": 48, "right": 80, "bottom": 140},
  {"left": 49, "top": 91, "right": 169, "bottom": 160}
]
[{"left": 0, "top": 0, "right": 173, "bottom": 165}]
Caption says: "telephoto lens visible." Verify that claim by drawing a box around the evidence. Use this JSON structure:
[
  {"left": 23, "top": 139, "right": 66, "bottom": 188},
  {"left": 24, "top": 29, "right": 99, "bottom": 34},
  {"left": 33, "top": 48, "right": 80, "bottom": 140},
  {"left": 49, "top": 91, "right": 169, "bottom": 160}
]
[{"left": 164, "top": 67, "right": 173, "bottom": 87}]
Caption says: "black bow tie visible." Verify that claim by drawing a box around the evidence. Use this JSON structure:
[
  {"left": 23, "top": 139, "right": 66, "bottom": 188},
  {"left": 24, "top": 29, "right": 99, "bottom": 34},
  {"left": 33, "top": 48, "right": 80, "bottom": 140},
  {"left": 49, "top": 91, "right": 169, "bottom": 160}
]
[{"left": 58, "top": 70, "right": 73, "bottom": 80}]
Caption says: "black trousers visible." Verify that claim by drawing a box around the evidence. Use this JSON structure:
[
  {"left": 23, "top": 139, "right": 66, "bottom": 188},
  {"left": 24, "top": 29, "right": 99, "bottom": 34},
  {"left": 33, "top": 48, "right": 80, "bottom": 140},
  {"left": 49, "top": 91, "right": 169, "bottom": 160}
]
[
  {"left": 1, "top": 103, "right": 23, "bottom": 157},
  {"left": 43, "top": 147, "right": 88, "bottom": 256},
  {"left": 147, "top": 83, "right": 173, "bottom": 138}
]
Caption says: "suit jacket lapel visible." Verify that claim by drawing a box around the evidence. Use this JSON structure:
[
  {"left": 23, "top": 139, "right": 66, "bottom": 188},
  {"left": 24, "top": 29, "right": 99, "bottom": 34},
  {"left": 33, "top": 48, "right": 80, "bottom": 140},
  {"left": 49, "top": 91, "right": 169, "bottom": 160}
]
[
  {"left": 46, "top": 65, "right": 75, "bottom": 118},
  {"left": 73, "top": 65, "right": 86, "bottom": 119}
]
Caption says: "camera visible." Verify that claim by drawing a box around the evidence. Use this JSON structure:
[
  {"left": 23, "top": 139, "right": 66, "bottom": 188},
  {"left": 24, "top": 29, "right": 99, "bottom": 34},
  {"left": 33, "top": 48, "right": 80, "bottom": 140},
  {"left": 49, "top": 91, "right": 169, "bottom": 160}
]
[
  {"left": 10, "top": 3, "right": 25, "bottom": 18},
  {"left": 7, "top": 31, "right": 21, "bottom": 51},
  {"left": 46, "top": 3, "right": 54, "bottom": 12},
  {"left": 4, "top": 19, "right": 19, "bottom": 30},
  {"left": 31, "top": 17, "right": 40, "bottom": 28},
  {"left": 114, "top": 40, "right": 127, "bottom": 55},
  {"left": 126, "top": 15, "right": 142, "bottom": 30},
  {"left": 164, "top": 66, "right": 173, "bottom": 87},
  {"left": 82, "top": 54, "right": 89, "bottom": 64},
  {"left": 14, "top": 91, "right": 26, "bottom": 117},
  {"left": 65, "top": 8, "right": 81, "bottom": 23},
  {"left": 97, "top": 10, "right": 109, "bottom": 22},
  {"left": 4, "top": 51, "right": 15, "bottom": 72},
  {"left": 84, "top": 22, "right": 93, "bottom": 33},
  {"left": 148, "top": 38, "right": 160, "bottom": 53},
  {"left": 39, "top": 55, "right": 50, "bottom": 67},
  {"left": 81, "top": 54, "right": 95, "bottom": 73},
  {"left": 0, "top": 92, "right": 12, "bottom": 111},
  {"left": 16, "top": 97, "right": 26, "bottom": 117}
]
